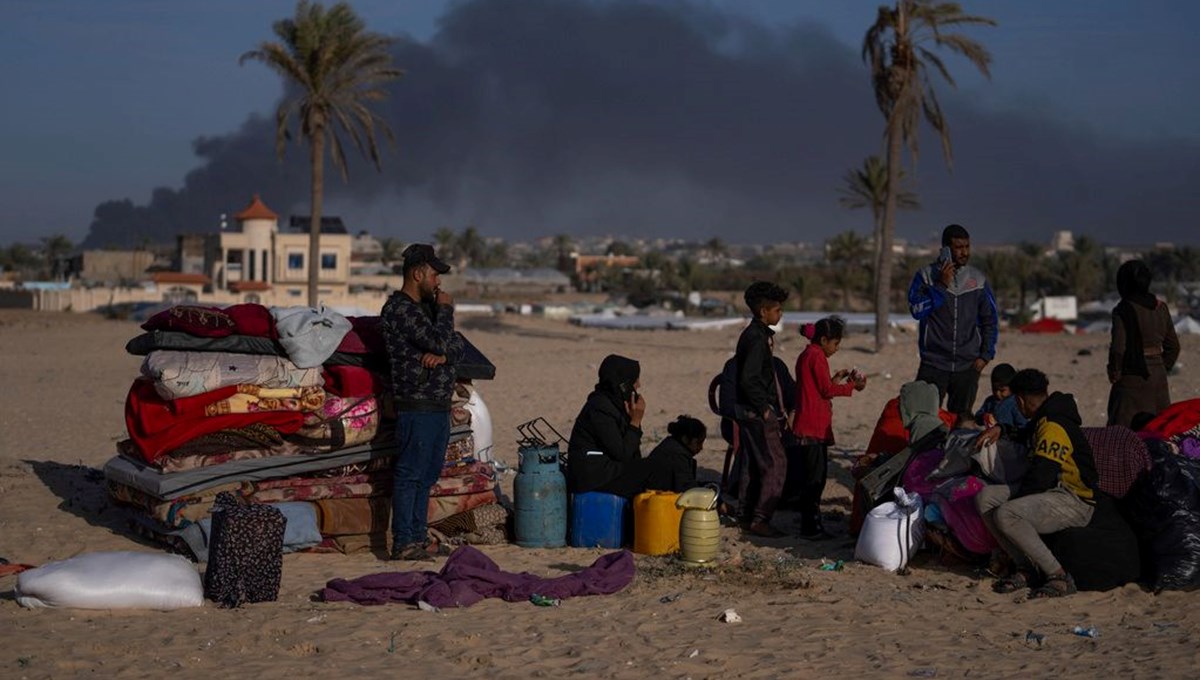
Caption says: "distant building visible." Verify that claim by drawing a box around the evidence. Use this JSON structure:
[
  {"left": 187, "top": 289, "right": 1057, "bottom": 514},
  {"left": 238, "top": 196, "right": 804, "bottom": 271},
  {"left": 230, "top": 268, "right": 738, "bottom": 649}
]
[
  {"left": 65, "top": 249, "right": 158, "bottom": 285},
  {"left": 572, "top": 253, "right": 640, "bottom": 290},
  {"left": 197, "top": 195, "right": 353, "bottom": 301},
  {"left": 1051, "top": 230, "right": 1075, "bottom": 253},
  {"left": 352, "top": 231, "right": 383, "bottom": 263},
  {"left": 176, "top": 234, "right": 207, "bottom": 275},
  {"left": 464, "top": 267, "right": 571, "bottom": 295}
]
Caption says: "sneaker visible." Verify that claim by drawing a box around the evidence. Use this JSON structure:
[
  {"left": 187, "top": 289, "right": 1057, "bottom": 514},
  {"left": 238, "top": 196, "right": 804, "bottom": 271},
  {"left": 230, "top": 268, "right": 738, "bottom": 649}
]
[
  {"left": 390, "top": 543, "right": 435, "bottom": 562},
  {"left": 423, "top": 541, "right": 453, "bottom": 557}
]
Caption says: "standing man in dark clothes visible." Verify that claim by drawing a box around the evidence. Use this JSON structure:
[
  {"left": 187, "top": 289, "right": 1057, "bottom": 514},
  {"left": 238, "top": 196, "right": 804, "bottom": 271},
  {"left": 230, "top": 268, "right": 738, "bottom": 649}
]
[
  {"left": 908, "top": 224, "right": 999, "bottom": 415},
  {"left": 380, "top": 244, "right": 464, "bottom": 562},
  {"left": 735, "top": 281, "right": 790, "bottom": 538},
  {"left": 975, "top": 369, "right": 1098, "bottom": 598}
]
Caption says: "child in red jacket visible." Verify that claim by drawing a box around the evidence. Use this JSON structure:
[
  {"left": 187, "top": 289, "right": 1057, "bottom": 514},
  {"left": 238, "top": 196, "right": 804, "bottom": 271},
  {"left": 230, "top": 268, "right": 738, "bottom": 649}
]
[{"left": 792, "top": 316, "right": 866, "bottom": 538}]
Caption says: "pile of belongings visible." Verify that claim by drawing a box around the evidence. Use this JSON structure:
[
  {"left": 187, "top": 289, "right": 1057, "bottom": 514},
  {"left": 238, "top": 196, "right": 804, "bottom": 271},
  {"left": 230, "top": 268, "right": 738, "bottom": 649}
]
[
  {"left": 1125, "top": 398, "right": 1200, "bottom": 591},
  {"left": 103, "top": 303, "right": 507, "bottom": 561},
  {"left": 854, "top": 381, "right": 1149, "bottom": 591}
]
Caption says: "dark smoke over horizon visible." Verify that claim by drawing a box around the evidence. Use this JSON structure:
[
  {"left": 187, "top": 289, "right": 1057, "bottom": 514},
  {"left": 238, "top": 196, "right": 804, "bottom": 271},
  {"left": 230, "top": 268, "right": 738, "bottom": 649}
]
[{"left": 82, "top": 0, "right": 1200, "bottom": 249}]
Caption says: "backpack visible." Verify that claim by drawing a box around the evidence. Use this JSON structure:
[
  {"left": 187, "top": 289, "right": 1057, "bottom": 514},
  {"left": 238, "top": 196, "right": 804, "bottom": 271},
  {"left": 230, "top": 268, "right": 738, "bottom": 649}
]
[
  {"left": 711, "top": 357, "right": 738, "bottom": 420},
  {"left": 709, "top": 358, "right": 741, "bottom": 496}
]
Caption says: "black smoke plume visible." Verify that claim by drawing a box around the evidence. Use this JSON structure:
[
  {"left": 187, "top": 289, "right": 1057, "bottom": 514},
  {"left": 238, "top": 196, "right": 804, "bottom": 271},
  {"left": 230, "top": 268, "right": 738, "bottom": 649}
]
[{"left": 83, "top": 0, "right": 1200, "bottom": 248}]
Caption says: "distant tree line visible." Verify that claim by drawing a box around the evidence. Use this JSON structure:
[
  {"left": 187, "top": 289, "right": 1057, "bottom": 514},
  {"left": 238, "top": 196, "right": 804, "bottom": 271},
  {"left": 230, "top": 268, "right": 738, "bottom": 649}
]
[{"left": 0, "top": 235, "right": 74, "bottom": 280}]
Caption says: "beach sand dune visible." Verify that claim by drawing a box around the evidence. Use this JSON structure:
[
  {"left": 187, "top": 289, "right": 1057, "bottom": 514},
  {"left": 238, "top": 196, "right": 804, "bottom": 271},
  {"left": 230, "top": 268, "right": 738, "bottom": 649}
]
[{"left": 2, "top": 309, "right": 1199, "bottom": 677}]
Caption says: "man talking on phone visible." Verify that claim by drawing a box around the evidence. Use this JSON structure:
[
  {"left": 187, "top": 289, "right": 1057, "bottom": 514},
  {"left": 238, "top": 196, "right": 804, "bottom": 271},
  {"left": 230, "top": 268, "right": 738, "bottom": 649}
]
[
  {"left": 907, "top": 224, "right": 999, "bottom": 415},
  {"left": 381, "top": 243, "right": 464, "bottom": 561}
]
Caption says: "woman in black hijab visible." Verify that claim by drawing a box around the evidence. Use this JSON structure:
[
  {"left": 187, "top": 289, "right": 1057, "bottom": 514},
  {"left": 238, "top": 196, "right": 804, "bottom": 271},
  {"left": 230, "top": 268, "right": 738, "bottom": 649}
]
[
  {"left": 566, "top": 354, "right": 664, "bottom": 497},
  {"left": 1107, "top": 260, "right": 1181, "bottom": 427}
]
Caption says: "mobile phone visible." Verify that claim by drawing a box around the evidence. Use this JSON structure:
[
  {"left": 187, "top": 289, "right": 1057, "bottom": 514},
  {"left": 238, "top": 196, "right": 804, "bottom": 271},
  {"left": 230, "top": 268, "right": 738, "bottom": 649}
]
[{"left": 938, "top": 246, "right": 952, "bottom": 265}]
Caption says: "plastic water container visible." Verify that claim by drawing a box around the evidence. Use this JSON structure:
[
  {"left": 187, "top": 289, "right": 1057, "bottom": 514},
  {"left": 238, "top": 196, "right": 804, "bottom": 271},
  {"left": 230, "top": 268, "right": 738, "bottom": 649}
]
[
  {"left": 569, "top": 492, "right": 629, "bottom": 548},
  {"left": 513, "top": 445, "right": 567, "bottom": 548},
  {"left": 676, "top": 486, "right": 721, "bottom": 565},
  {"left": 632, "top": 490, "right": 684, "bottom": 555}
]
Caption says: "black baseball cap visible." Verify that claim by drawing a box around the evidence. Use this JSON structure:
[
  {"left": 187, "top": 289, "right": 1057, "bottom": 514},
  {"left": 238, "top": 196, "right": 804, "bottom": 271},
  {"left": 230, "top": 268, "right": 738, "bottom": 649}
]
[{"left": 402, "top": 243, "right": 451, "bottom": 274}]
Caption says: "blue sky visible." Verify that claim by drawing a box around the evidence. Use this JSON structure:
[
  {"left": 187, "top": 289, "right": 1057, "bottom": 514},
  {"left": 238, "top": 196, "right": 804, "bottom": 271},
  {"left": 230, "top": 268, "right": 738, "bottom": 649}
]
[{"left": 3, "top": 0, "right": 1198, "bottom": 245}]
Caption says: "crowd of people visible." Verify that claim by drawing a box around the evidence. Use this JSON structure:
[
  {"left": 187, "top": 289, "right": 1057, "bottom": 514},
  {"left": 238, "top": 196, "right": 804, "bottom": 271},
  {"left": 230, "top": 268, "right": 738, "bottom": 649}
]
[{"left": 381, "top": 225, "right": 1184, "bottom": 598}]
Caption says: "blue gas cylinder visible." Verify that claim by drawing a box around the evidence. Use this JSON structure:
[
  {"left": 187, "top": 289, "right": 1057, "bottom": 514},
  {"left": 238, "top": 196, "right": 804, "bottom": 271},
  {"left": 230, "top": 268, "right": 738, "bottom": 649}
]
[{"left": 514, "top": 445, "right": 568, "bottom": 548}]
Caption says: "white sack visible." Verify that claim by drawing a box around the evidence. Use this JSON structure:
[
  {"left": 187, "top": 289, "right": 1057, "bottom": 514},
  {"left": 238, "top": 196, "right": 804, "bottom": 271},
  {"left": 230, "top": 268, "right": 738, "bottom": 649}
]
[
  {"left": 854, "top": 488, "right": 925, "bottom": 572},
  {"left": 16, "top": 551, "right": 204, "bottom": 610}
]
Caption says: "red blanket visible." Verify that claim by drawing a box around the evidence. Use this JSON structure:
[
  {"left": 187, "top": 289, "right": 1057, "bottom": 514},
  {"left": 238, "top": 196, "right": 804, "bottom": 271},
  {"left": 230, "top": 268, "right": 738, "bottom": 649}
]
[
  {"left": 124, "top": 379, "right": 303, "bottom": 463},
  {"left": 1143, "top": 399, "right": 1200, "bottom": 441}
]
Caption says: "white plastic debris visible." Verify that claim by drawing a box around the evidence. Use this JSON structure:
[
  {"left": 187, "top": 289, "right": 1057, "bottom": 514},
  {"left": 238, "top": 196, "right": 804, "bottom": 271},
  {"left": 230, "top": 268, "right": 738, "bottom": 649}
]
[{"left": 718, "top": 608, "right": 742, "bottom": 623}]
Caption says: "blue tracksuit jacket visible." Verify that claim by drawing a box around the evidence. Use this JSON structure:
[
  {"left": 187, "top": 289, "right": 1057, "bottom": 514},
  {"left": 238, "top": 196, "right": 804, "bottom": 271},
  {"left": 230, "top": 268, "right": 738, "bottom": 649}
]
[{"left": 908, "top": 261, "right": 999, "bottom": 372}]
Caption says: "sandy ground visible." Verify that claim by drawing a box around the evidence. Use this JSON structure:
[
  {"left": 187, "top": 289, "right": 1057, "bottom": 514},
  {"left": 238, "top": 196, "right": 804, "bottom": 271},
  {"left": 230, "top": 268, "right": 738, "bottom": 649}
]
[{"left": 2, "top": 308, "right": 1200, "bottom": 678}]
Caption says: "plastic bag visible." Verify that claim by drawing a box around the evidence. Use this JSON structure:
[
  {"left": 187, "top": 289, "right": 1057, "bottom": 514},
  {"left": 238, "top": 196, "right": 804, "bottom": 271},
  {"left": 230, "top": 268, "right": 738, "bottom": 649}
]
[
  {"left": 15, "top": 551, "right": 204, "bottom": 610},
  {"left": 1124, "top": 441, "right": 1200, "bottom": 591},
  {"left": 464, "top": 385, "right": 494, "bottom": 463},
  {"left": 855, "top": 487, "right": 925, "bottom": 571}
]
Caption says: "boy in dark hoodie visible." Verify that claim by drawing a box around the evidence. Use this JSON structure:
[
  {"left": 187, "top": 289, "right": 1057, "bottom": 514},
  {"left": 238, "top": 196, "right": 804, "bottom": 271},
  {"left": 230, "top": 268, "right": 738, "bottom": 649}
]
[
  {"left": 734, "top": 281, "right": 790, "bottom": 538},
  {"left": 975, "top": 369, "right": 1098, "bottom": 598}
]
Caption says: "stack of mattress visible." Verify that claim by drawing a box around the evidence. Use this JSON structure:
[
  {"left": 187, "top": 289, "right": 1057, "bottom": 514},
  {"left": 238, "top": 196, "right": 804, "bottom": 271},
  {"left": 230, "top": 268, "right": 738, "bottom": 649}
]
[{"left": 103, "top": 303, "right": 501, "bottom": 560}]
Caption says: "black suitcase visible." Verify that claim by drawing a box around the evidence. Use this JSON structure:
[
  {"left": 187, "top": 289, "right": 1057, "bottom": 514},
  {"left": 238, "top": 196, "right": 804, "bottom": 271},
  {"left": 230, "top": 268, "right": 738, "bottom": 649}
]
[{"left": 204, "top": 492, "right": 285, "bottom": 607}]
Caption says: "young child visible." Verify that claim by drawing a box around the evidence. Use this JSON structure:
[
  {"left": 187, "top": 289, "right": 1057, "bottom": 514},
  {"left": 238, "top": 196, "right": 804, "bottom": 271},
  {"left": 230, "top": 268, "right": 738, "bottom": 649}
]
[
  {"left": 734, "top": 281, "right": 791, "bottom": 538},
  {"left": 975, "top": 363, "right": 1027, "bottom": 431},
  {"left": 792, "top": 316, "right": 866, "bottom": 538},
  {"left": 645, "top": 415, "right": 707, "bottom": 493}
]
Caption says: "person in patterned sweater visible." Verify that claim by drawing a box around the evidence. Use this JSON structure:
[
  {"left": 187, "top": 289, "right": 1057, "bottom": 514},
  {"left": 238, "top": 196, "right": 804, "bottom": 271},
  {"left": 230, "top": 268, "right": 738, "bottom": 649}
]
[{"left": 380, "top": 244, "right": 465, "bottom": 561}]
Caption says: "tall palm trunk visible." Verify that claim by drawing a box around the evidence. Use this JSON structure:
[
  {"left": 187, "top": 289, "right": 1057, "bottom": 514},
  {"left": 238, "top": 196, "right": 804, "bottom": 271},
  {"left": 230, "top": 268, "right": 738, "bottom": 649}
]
[
  {"left": 870, "top": 208, "right": 883, "bottom": 306},
  {"left": 874, "top": 116, "right": 904, "bottom": 352},
  {"left": 308, "top": 132, "right": 325, "bottom": 307}
]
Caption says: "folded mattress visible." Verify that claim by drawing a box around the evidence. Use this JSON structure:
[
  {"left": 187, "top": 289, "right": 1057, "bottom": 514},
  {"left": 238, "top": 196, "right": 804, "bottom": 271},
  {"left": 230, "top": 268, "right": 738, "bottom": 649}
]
[{"left": 104, "top": 440, "right": 401, "bottom": 501}]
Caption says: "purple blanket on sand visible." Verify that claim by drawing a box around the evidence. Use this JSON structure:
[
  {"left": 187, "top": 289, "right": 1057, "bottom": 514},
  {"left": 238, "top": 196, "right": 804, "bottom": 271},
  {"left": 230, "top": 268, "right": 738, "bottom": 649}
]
[{"left": 321, "top": 545, "right": 635, "bottom": 608}]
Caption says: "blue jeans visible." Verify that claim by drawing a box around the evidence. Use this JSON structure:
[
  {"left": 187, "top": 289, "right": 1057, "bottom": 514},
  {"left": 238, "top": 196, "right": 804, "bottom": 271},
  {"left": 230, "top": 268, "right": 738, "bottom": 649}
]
[{"left": 391, "top": 410, "right": 450, "bottom": 546}]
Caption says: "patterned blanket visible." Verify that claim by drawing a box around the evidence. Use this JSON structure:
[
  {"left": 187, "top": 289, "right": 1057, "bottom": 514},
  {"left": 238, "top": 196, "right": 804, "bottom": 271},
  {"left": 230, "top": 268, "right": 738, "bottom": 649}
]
[{"left": 142, "top": 350, "right": 323, "bottom": 400}]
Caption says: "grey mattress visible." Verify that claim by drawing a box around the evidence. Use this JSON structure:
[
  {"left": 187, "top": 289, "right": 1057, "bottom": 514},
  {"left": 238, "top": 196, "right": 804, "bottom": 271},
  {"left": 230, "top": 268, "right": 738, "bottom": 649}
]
[{"left": 104, "top": 440, "right": 401, "bottom": 500}]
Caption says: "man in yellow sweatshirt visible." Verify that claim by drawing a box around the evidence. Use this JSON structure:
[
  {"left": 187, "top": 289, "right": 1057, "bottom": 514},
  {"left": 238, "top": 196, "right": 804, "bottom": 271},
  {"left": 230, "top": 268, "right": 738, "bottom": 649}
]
[{"left": 975, "top": 368, "right": 1098, "bottom": 598}]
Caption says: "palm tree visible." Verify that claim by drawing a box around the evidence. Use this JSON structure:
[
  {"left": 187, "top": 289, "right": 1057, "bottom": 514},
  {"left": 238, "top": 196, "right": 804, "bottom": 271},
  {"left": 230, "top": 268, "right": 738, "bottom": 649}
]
[
  {"left": 826, "top": 230, "right": 872, "bottom": 310},
  {"left": 241, "top": 1, "right": 402, "bottom": 306},
  {"left": 863, "top": 0, "right": 995, "bottom": 350},
  {"left": 378, "top": 237, "right": 405, "bottom": 268},
  {"left": 1012, "top": 242, "right": 1046, "bottom": 321},
  {"left": 40, "top": 234, "right": 74, "bottom": 280},
  {"left": 838, "top": 155, "right": 920, "bottom": 250},
  {"left": 839, "top": 155, "right": 919, "bottom": 302},
  {"left": 456, "top": 226, "right": 485, "bottom": 267},
  {"left": 551, "top": 233, "right": 575, "bottom": 272},
  {"left": 432, "top": 227, "right": 458, "bottom": 259},
  {"left": 789, "top": 270, "right": 810, "bottom": 311}
]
